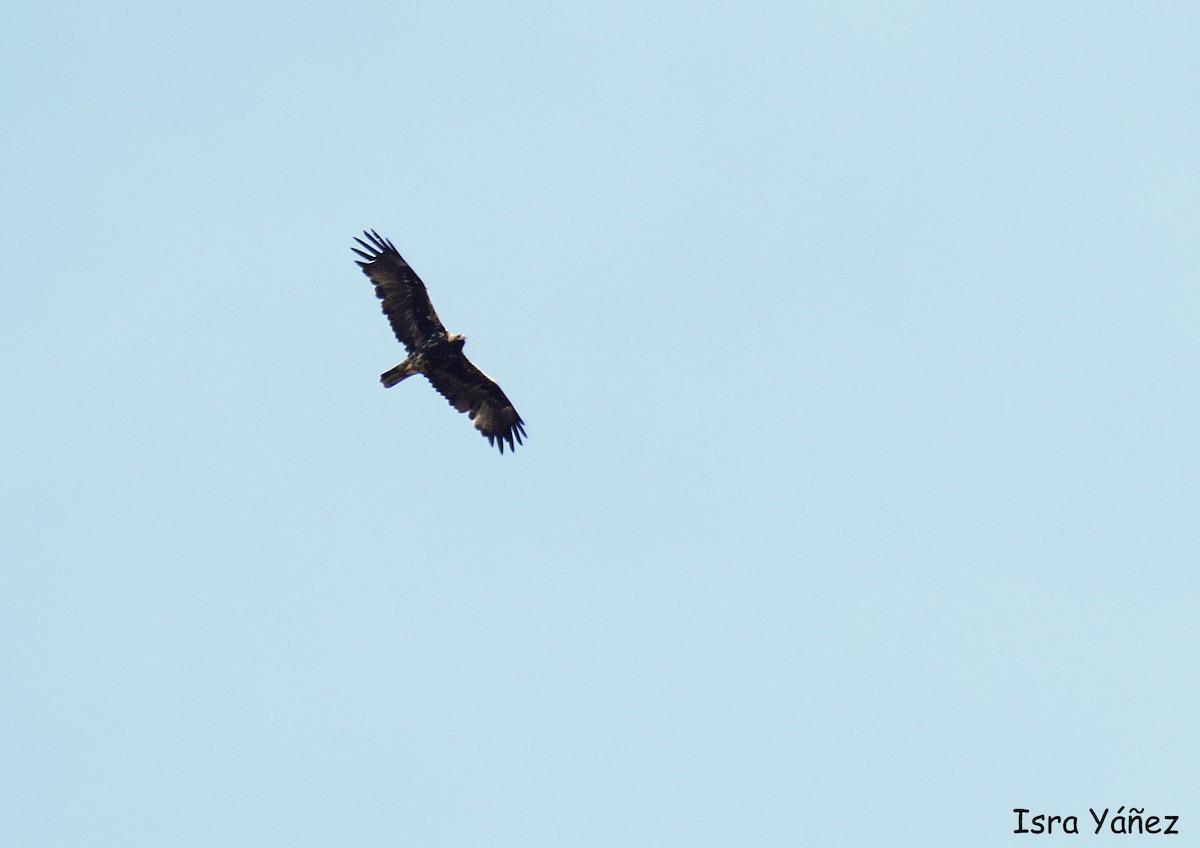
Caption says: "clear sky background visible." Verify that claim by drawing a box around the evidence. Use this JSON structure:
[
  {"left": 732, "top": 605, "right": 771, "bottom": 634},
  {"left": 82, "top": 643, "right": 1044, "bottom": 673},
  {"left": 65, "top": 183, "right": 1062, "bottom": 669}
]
[{"left": 2, "top": 2, "right": 1197, "bottom": 845}]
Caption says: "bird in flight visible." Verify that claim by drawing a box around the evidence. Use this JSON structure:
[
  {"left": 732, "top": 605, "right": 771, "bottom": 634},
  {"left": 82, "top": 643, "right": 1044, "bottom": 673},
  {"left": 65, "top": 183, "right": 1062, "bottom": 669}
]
[{"left": 353, "top": 230, "right": 527, "bottom": 454}]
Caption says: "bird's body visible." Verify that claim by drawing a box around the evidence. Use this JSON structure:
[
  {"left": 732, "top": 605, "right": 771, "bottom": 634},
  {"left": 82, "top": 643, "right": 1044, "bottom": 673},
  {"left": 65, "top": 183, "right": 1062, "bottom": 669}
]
[
  {"left": 379, "top": 333, "right": 465, "bottom": 388},
  {"left": 353, "top": 230, "right": 526, "bottom": 454}
]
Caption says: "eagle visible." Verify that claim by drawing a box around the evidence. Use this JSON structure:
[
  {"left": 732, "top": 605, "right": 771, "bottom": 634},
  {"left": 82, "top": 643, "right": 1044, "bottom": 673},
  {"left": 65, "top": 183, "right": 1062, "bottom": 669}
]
[{"left": 353, "top": 230, "right": 527, "bottom": 454}]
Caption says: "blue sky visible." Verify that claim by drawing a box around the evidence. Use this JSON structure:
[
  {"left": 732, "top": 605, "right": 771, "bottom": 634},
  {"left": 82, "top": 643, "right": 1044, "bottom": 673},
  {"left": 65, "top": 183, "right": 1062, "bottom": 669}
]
[{"left": 2, "top": 2, "right": 1197, "bottom": 845}]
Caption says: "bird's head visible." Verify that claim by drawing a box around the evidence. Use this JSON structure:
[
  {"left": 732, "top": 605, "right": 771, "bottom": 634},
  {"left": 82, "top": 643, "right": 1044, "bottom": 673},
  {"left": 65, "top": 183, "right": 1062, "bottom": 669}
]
[{"left": 449, "top": 333, "right": 466, "bottom": 349}]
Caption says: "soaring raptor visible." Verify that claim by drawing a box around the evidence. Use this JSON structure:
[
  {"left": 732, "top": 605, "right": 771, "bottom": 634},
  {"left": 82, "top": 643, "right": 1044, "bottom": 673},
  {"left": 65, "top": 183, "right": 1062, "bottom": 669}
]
[{"left": 353, "top": 230, "right": 526, "bottom": 454}]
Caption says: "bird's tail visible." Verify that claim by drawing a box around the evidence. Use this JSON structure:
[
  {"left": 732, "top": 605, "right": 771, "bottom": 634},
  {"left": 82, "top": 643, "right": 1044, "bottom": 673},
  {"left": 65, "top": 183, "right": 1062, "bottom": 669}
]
[{"left": 380, "top": 361, "right": 416, "bottom": 388}]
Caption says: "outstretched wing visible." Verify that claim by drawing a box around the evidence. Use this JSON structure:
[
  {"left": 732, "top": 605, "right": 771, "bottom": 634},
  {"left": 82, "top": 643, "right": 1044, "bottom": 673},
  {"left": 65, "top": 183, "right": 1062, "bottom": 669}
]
[
  {"left": 352, "top": 230, "right": 447, "bottom": 351},
  {"left": 424, "top": 354, "right": 527, "bottom": 454}
]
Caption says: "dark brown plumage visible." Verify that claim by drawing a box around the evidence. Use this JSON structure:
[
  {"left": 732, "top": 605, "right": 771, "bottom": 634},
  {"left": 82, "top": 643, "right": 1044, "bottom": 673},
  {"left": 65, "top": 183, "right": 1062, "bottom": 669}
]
[{"left": 352, "top": 231, "right": 526, "bottom": 454}]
